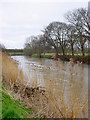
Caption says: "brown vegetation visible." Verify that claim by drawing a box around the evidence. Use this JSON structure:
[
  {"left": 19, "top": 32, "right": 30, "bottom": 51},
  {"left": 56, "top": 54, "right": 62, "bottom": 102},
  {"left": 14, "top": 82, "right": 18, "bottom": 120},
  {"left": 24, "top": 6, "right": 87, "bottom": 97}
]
[{"left": 2, "top": 52, "right": 26, "bottom": 88}]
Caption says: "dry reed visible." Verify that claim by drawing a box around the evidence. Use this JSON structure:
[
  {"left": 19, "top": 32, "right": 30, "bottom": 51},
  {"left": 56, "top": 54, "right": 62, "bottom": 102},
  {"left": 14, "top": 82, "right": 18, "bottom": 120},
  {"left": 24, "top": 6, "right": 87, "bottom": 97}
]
[{"left": 2, "top": 52, "right": 27, "bottom": 90}]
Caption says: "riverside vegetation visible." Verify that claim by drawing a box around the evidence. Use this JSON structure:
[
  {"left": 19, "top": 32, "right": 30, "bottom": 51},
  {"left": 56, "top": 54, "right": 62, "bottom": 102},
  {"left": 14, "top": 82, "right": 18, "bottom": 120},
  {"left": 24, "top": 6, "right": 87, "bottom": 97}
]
[{"left": 1, "top": 52, "right": 88, "bottom": 118}]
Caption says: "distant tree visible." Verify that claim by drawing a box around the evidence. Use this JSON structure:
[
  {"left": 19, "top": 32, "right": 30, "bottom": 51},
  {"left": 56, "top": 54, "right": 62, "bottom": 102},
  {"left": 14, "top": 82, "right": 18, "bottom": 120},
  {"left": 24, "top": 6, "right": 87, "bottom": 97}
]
[
  {"left": 43, "top": 22, "right": 59, "bottom": 58},
  {"left": 66, "top": 25, "right": 77, "bottom": 56},
  {"left": 57, "top": 22, "right": 68, "bottom": 56},
  {"left": 35, "top": 35, "right": 44, "bottom": 57},
  {"left": 65, "top": 8, "right": 89, "bottom": 56},
  {"left": 24, "top": 36, "right": 34, "bottom": 56},
  {"left": 65, "top": 8, "right": 90, "bottom": 36},
  {"left": 0, "top": 44, "right": 6, "bottom": 52},
  {"left": 24, "top": 35, "right": 47, "bottom": 57},
  {"left": 43, "top": 22, "right": 68, "bottom": 58}
]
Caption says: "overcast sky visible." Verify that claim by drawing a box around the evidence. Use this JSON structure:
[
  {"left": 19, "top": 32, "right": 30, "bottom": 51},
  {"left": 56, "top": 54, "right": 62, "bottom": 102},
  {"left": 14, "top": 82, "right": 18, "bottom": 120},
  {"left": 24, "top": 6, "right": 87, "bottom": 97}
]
[{"left": 0, "top": 0, "right": 89, "bottom": 49}]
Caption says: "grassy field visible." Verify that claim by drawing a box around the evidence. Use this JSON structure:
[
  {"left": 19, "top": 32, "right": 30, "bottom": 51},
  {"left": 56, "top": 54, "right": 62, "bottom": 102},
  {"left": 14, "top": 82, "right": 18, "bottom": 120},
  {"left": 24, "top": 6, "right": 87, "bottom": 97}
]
[{"left": 7, "top": 52, "right": 24, "bottom": 55}]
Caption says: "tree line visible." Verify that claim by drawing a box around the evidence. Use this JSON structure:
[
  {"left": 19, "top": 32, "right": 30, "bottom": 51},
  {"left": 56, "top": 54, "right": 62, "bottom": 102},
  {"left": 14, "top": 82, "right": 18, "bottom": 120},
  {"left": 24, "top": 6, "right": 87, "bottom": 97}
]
[{"left": 24, "top": 7, "right": 90, "bottom": 58}]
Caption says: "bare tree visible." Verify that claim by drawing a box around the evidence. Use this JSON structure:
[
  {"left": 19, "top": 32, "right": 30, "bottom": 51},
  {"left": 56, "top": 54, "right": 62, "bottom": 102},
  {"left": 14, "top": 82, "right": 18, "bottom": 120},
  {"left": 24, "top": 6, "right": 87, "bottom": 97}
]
[
  {"left": 35, "top": 35, "right": 44, "bottom": 58},
  {"left": 57, "top": 23, "right": 68, "bottom": 56},
  {"left": 65, "top": 8, "right": 90, "bottom": 36},
  {"left": 24, "top": 35, "right": 47, "bottom": 57},
  {"left": 65, "top": 8, "right": 89, "bottom": 56},
  {"left": 43, "top": 22, "right": 68, "bottom": 58},
  {"left": 66, "top": 25, "right": 76, "bottom": 56},
  {"left": 24, "top": 36, "right": 36, "bottom": 56},
  {"left": 43, "top": 22, "right": 59, "bottom": 58}
]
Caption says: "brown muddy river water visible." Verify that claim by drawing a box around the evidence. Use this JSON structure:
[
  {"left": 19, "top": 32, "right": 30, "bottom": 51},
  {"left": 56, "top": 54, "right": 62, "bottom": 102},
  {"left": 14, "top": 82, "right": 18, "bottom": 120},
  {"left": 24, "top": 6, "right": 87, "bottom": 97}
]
[{"left": 11, "top": 56, "right": 88, "bottom": 118}]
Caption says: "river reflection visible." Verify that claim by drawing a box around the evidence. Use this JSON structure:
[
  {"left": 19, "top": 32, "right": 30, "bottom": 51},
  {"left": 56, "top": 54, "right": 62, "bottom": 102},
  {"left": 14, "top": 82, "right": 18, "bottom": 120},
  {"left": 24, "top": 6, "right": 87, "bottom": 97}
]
[{"left": 11, "top": 56, "right": 88, "bottom": 118}]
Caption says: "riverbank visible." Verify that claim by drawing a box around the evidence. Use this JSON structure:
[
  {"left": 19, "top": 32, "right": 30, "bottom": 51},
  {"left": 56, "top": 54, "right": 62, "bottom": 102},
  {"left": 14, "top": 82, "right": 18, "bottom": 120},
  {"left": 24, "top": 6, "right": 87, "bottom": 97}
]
[
  {"left": 1, "top": 81, "right": 45, "bottom": 119},
  {"left": 5, "top": 49, "right": 24, "bottom": 56},
  {"left": 32, "top": 53, "right": 90, "bottom": 64},
  {"left": 1, "top": 87, "right": 32, "bottom": 118},
  {"left": 7, "top": 51, "right": 89, "bottom": 64}
]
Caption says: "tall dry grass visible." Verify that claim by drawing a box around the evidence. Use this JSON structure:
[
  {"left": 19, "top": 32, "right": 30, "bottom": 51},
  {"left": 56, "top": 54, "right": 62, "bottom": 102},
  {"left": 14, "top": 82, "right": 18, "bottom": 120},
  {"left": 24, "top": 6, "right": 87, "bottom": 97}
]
[
  {"left": 2, "top": 52, "right": 27, "bottom": 90},
  {"left": 43, "top": 60, "right": 88, "bottom": 118},
  {"left": 25, "top": 58, "right": 88, "bottom": 118}
]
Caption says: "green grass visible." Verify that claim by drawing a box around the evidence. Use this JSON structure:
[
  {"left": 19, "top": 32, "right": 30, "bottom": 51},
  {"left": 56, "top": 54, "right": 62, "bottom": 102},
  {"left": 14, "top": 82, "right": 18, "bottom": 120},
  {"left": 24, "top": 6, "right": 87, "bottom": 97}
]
[
  {"left": 7, "top": 52, "right": 24, "bottom": 55},
  {"left": 41, "top": 54, "right": 52, "bottom": 58},
  {"left": 2, "top": 89, "right": 32, "bottom": 118},
  {"left": 32, "top": 54, "right": 52, "bottom": 58},
  {"left": 32, "top": 54, "right": 39, "bottom": 57},
  {"left": 65, "top": 53, "right": 90, "bottom": 56},
  {"left": 0, "top": 90, "right": 2, "bottom": 119}
]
